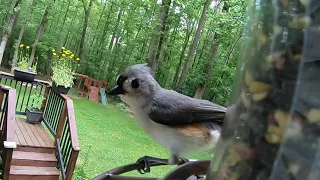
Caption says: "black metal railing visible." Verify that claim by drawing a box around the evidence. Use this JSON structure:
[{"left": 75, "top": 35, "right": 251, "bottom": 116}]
[
  {"left": 53, "top": 94, "right": 80, "bottom": 180},
  {"left": 0, "top": 74, "right": 48, "bottom": 115},
  {"left": 42, "top": 89, "right": 65, "bottom": 136},
  {"left": 60, "top": 116, "right": 72, "bottom": 176},
  {"left": 56, "top": 139, "right": 67, "bottom": 180}
]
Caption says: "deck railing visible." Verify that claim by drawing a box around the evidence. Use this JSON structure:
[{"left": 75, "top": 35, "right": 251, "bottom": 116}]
[
  {"left": 0, "top": 74, "right": 48, "bottom": 115},
  {"left": 0, "top": 85, "right": 17, "bottom": 180},
  {"left": 0, "top": 72, "right": 80, "bottom": 180},
  {"left": 43, "top": 90, "right": 80, "bottom": 179}
]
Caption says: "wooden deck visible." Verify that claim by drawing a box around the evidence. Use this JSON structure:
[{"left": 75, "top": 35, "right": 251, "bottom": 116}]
[
  {"left": 0, "top": 79, "right": 79, "bottom": 180},
  {"left": 15, "top": 118, "right": 54, "bottom": 148},
  {"left": 8, "top": 118, "right": 59, "bottom": 179}
]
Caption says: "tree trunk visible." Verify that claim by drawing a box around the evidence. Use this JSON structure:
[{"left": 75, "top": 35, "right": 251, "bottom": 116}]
[
  {"left": 226, "top": 29, "right": 242, "bottom": 65},
  {"left": 0, "top": 0, "right": 21, "bottom": 65},
  {"left": 78, "top": 0, "right": 94, "bottom": 59},
  {"left": 109, "top": 8, "right": 123, "bottom": 51},
  {"left": 140, "top": 38, "right": 148, "bottom": 61},
  {"left": 147, "top": 0, "right": 171, "bottom": 75},
  {"left": 55, "top": 0, "right": 71, "bottom": 49},
  {"left": 90, "top": 1, "right": 107, "bottom": 48},
  {"left": 194, "top": 85, "right": 206, "bottom": 99},
  {"left": 172, "top": 20, "right": 195, "bottom": 89},
  {"left": 177, "top": 0, "right": 213, "bottom": 88},
  {"left": 194, "top": 42, "right": 219, "bottom": 99},
  {"left": 11, "top": 0, "right": 34, "bottom": 72},
  {"left": 28, "top": 0, "right": 56, "bottom": 67},
  {"left": 127, "top": 26, "right": 142, "bottom": 60},
  {"left": 96, "top": 2, "right": 114, "bottom": 57}
]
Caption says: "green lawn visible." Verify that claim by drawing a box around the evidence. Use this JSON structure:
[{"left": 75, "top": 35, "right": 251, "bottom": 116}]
[{"left": 71, "top": 97, "right": 213, "bottom": 179}]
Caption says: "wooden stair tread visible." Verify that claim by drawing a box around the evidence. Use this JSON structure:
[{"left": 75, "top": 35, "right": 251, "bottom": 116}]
[
  {"left": 10, "top": 166, "right": 60, "bottom": 175},
  {"left": 12, "top": 151, "right": 57, "bottom": 162}
]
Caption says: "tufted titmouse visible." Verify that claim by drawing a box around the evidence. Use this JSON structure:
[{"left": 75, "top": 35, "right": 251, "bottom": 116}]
[{"left": 108, "top": 64, "right": 226, "bottom": 173}]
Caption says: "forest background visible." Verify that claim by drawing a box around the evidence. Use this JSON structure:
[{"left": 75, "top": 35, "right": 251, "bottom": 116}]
[{"left": 0, "top": 0, "right": 247, "bottom": 106}]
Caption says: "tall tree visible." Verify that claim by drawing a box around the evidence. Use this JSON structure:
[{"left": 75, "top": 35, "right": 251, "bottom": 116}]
[
  {"left": 177, "top": 0, "right": 213, "bottom": 88},
  {"left": 0, "top": 0, "right": 21, "bottom": 65},
  {"left": 194, "top": 42, "right": 219, "bottom": 99},
  {"left": 147, "top": 0, "right": 171, "bottom": 74},
  {"left": 28, "top": 0, "right": 56, "bottom": 67},
  {"left": 89, "top": 0, "right": 108, "bottom": 48},
  {"left": 109, "top": 7, "right": 123, "bottom": 52},
  {"left": 78, "top": 0, "right": 94, "bottom": 59},
  {"left": 11, "top": 0, "right": 34, "bottom": 72},
  {"left": 172, "top": 19, "right": 195, "bottom": 89},
  {"left": 55, "top": 0, "right": 72, "bottom": 49}
]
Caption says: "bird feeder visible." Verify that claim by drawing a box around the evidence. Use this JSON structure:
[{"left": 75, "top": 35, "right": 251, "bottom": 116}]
[{"left": 207, "top": 0, "right": 320, "bottom": 179}]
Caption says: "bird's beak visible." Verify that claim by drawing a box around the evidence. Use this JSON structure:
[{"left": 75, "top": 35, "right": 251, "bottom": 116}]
[{"left": 108, "top": 85, "right": 125, "bottom": 95}]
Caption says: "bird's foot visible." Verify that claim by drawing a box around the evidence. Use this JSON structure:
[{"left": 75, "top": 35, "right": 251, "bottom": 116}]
[
  {"left": 136, "top": 156, "right": 169, "bottom": 174},
  {"left": 180, "top": 157, "right": 189, "bottom": 164}
]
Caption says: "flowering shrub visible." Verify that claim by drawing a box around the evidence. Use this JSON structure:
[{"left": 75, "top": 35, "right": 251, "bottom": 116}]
[
  {"left": 16, "top": 44, "right": 36, "bottom": 72},
  {"left": 51, "top": 47, "right": 80, "bottom": 88}
]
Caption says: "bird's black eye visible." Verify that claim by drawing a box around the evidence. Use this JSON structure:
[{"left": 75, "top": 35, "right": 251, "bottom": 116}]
[
  {"left": 131, "top": 78, "right": 139, "bottom": 89},
  {"left": 117, "top": 75, "right": 127, "bottom": 86}
]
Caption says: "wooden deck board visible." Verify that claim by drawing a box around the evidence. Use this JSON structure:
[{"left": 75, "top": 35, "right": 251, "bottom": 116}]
[
  {"left": 16, "top": 119, "right": 34, "bottom": 146},
  {"left": 15, "top": 122, "right": 27, "bottom": 146},
  {"left": 34, "top": 124, "right": 54, "bottom": 147},
  {"left": 15, "top": 118, "right": 54, "bottom": 148},
  {"left": 25, "top": 123, "right": 47, "bottom": 147}
]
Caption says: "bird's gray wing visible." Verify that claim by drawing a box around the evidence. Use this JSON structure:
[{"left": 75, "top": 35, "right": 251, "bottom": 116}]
[{"left": 148, "top": 90, "right": 226, "bottom": 126}]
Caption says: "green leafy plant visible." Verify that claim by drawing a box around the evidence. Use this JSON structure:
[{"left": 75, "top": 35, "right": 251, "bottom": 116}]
[
  {"left": 28, "top": 91, "right": 46, "bottom": 110},
  {"left": 16, "top": 44, "right": 37, "bottom": 72},
  {"left": 51, "top": 47, "right": 80, "bottom": 88}
]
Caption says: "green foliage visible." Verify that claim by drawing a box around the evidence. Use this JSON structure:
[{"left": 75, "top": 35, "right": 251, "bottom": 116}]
[
  {"left": 15, "top": 44, "right": 36, "bottom": 72},
  {"left": 51, "top": 48, "right": 79, "bottom": 88},
  {"left": 28, "top": 91, "right": 45, "bottom": 110},
  {"left": 1, "top": 0, "right": 247, "bottom": 106},
  {"left": 116, "top": 102, "right": 127, "bottom": 111}
]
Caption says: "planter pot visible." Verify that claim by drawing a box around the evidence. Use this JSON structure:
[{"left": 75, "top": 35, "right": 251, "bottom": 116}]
[
  {"left": 26, "top": 107, "right": 43, "bottom": 124},
  {"left": 52, "top": 82, "right": 70, "bottom": 94},
  {"left": 14, "top": 68, "right": 36, "bottom": 82}
]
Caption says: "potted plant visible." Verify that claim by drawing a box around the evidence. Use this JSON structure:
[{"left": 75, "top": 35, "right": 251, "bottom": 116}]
[
  {"left": 14, "top": 44, "right": 37, "bottom": 82},
  {"left": 26, "top": 91, "right": 46, "bottom": 124},
  {"left": 51, "top": 47, "right": 80, "bottom": 94}
]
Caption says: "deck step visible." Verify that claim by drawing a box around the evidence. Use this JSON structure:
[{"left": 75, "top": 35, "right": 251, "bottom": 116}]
[
  {"left": 9, "top": 165, "right": 60, "bottom": 180},
  {"left": 12, "top": 151, "right": 57, "bottom": 167},
  {"left": 16, "top": 145, "right": 56, "bottom": 154}
]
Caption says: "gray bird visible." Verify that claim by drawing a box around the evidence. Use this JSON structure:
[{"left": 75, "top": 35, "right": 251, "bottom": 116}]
[{"left": 108, "top": 64, "right": 226, "bottom": 173}]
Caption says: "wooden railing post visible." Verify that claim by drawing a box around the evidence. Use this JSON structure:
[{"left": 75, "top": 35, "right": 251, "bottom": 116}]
[
  {"left": 3, "top": 148, "right": 14, "bottom": 180},
  {"left": 1, "top": 87, "right": 17, "bottom": 180},
  {"left": 55, "top": 99, "right": 67, "bottom": 145},
  {"left": 41, "top": 86, "right": 50, "bottom": 112},
  {"left": 66, "top": 150, "right": 80, "bottom": 180}
]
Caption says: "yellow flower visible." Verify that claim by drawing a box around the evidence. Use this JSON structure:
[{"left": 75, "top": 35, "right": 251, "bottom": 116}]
[
  {"left": 52, "top": 49, "right": 55, "bottom": 52},
  {"left": 71, "top": 54, "right": 75, "bottom": 57},
  {"left": 70, "top": 56, "right": 74, "bottom": 59},
  {"left": 76, "top": 57, "right": 80, "bottom": 61},
  {"left": 62, "top": 54, "right": 66, "bottom": 57},
  {"left": 19, "top": 44, "right": 24, "bottom": 48},
  {"left": 53, "top": 52, "right": 57, "bottom": 56},
  {"left": 26, "top": 46, "right": 30, "bottom": 49},
  {"left": 61, "top": 47, "right": 65, "bottom": 50}
]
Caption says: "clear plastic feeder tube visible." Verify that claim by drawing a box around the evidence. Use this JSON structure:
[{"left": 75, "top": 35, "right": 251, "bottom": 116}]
[{"left": 207, "top": 0, "right": 320, "bottom": 179}]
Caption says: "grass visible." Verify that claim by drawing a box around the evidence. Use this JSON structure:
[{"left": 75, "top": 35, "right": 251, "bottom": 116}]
[{"left": 71, "top": 98, "right": 213, "bottom": 179}]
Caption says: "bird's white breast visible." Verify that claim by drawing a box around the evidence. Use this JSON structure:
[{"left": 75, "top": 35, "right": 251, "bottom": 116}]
[{"left": 119, "top": 95, "right": 220, "bottom": 156}]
